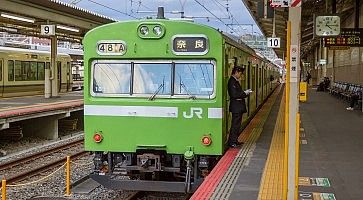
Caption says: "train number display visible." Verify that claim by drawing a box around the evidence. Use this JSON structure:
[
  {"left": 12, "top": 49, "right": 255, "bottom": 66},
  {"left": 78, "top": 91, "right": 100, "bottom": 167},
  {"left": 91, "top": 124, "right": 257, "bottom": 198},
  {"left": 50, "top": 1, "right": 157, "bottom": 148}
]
[{"left": 97, "top": 41, "right": 127, "bottom": 55}]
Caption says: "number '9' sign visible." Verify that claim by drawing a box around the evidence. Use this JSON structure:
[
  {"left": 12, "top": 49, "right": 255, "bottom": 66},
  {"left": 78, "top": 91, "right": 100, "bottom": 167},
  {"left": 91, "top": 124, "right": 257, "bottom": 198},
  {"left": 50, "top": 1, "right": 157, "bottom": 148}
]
[{"left": 41, "top": 25, "right": 55, "bottom": 36}]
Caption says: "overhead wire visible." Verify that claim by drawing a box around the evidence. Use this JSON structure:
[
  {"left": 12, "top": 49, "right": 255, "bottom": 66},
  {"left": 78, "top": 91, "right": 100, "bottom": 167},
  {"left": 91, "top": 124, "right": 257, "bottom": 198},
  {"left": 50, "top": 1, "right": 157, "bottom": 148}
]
[
  {"left": 87, "top": 0, "right": 139, "bottom": 19},
  {"left": 193, "top": 0, "right": 237, "bottom": 34}
]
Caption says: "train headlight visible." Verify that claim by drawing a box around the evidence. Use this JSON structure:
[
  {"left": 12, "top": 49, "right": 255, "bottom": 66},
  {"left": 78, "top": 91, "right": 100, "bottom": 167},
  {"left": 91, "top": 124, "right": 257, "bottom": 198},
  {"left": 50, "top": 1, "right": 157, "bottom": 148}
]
[
  {"left": 153, "top": 26, "right": 163, "bottom": 36},
  {"left": 137, "top": 23, "right": 165, "bottom": 39},
  {"left": 139, "top": 26, "right": 149, "bottom": 36},
  {"left": 93, "top": 132, "right": 103, "bottom": 143},
  {"left": 201, "top": 135, "right": 212, "bottom": 146}
]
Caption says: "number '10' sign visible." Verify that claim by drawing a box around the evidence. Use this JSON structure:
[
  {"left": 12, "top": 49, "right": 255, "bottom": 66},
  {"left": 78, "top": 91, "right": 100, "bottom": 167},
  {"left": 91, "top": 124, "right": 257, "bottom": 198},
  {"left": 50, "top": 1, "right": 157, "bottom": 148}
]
[{"left": 267, "top": 37, "right": 281, "bottom": 48}]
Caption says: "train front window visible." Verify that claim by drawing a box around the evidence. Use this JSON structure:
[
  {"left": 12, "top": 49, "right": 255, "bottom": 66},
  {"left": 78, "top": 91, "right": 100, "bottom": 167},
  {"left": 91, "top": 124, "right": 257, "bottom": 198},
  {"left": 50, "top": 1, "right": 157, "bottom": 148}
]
[
  {"left": 133, "top": 63, "right": 171, "bottom": 94},
  {"left": 91, "top": 60, "right": 215, "bottom": 98},
  {"left": 93, "top": 63, "right": 131, "bottom": 94},
  {"left": 174, "top": 63, "right": 214, "bottom": 97}
]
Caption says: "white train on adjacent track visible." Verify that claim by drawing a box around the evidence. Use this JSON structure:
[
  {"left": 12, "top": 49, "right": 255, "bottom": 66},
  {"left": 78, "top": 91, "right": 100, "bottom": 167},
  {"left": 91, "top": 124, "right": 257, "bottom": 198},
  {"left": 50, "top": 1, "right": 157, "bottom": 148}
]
[{"left": 0, "top": 46, "right": 73, "bottom": 97}]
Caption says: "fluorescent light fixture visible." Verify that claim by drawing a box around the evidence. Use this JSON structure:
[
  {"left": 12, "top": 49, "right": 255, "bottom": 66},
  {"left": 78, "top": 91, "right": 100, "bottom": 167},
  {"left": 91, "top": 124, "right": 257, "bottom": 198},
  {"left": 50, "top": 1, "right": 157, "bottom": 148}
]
[
  {"left": 0, "top": 26, "right": 18, "bottom": 32},
  {"left": 57, "top": 25, "right": 79, "bottom": 33},
  {"left": 0, "top": 13, "right": 34, "bottom": 23}
]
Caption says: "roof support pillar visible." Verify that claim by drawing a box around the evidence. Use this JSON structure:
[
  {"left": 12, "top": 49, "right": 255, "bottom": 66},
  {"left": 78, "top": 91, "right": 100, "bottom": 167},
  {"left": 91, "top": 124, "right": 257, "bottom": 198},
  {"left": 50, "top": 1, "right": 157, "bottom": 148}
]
[
  {"left": 287, "top": 5, "right": 301, "bottom": 200},
  {"left": 51, "top": 36, "right": 58, "bottom": 97}
]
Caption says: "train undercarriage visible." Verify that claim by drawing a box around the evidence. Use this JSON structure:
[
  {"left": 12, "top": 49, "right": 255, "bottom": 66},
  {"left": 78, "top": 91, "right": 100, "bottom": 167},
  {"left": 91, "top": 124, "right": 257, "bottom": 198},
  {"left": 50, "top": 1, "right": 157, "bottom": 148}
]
[{"left": 91, "top": 149, "right": 218, "bottom": 193}]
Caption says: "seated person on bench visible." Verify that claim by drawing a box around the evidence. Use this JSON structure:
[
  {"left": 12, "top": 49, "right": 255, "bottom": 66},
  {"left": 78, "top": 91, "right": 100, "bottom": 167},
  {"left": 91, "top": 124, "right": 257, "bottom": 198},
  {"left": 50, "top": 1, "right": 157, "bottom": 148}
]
[{"left": 346, "top": 90, "right": 362, "bottom": 111}]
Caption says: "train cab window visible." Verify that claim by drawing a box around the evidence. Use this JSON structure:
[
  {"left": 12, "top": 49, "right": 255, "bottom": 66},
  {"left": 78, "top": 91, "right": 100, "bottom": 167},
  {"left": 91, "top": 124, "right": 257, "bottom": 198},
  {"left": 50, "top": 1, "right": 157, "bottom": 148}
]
[
  {"left": 8, "top": 60, "right": 14, "bottom": 81},
  {"left": 133, "top": 63, "right": 171, "bottom": 95},
  {"left": 174, "top": 62, "right": 214, "bottom": 97},
  {"left": 91, "top": 60, "right": 215, "bottom": 98},
  {"left": 92, "top": 62, "right": 131, "bottom": 94},
  {"left": 37, "top": 62, "right": 45, "bottom": 80}
]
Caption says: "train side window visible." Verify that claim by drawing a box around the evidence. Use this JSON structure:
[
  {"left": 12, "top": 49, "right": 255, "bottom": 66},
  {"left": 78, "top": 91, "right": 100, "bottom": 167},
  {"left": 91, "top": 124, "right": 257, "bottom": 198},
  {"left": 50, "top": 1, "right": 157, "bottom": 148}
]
[
  {"left": 8, "top": 60, "right": 14, "bottom": 81},
  {"left": 21, "top": 61, "right": 30, "bottom": 81},
  {"left": 15, "top": 61, "right": 22, "bottom": 81},
  {"left": 30, "top": 62, "right": 37, "bottom": 81},
  {"left": 252, "top": 65, "right": 255, "bottom": 90},
  {"left": 37, "top": 62, "right": 45, "bottom": 80}
]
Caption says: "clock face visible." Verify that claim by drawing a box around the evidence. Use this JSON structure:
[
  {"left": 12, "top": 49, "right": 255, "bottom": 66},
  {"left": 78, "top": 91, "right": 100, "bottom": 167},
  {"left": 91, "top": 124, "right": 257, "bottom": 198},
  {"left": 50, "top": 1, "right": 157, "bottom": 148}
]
[{"left": 315, "top": 16, "right": 341, "bottom": 36}]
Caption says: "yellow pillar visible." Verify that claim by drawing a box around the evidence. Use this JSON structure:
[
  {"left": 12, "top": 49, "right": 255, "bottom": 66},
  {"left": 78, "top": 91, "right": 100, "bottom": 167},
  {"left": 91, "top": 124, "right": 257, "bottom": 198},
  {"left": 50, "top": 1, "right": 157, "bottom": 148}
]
[
  {"left": 65, "top": 156, "right": 71, "bottom": 196},
  {"left": 2, "top": 179, "right": 6, "bottom": 200}
]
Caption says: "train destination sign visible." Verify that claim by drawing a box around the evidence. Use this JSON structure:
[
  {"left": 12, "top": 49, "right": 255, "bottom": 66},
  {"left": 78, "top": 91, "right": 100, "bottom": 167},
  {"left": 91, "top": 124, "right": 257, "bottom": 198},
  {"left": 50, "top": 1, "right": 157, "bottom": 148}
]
[
  {"left": 322, "top": 28, "right": 363, "bottom": 47},
  {"left": 97, "top": 40, "right": 127, "bottom": 55},
  {"left": 172, "top": 35, "right": 208, "bottom": 55}
]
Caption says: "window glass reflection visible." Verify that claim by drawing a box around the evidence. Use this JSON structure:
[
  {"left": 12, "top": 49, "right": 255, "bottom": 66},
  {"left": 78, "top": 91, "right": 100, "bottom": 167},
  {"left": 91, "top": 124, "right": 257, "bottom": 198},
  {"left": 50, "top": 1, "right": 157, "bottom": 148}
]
[
  {"left": 133, "top": 63, "right": 171, "bottom": 94},
  {"left": 93, "top": 63, "right": 131, "bottom": 94},
  {"left": 174, "top": 63, "right": 214, "bottom": 96}
]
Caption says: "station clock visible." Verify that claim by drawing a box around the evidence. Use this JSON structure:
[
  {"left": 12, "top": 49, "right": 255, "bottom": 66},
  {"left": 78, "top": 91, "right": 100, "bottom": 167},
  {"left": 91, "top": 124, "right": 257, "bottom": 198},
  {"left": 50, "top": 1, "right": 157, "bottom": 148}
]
[{"left": 315, "top": 15, "right": 341, "bottom": 36}]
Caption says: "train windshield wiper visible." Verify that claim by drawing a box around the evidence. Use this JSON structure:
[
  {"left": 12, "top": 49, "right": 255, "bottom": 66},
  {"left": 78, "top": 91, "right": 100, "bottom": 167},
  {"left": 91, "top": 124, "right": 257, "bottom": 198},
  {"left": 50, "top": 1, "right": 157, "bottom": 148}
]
[
  {"left": 148, "top": 82, "right": 165, "bottom": 101},
  {"left": 181, "top": 82, "right": 196, "bottom": 100}
]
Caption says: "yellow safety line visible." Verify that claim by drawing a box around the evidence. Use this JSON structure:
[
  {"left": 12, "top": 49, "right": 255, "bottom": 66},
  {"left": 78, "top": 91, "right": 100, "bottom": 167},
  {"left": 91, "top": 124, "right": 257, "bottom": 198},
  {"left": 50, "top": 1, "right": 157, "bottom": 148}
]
[{"left": 258, "top": 91, "right": 285, "bottom": 200}]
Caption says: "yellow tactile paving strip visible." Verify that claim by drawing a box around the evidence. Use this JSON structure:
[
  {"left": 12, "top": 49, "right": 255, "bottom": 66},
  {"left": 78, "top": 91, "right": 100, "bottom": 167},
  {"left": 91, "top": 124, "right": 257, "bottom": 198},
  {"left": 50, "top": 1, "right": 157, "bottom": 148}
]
[{"left": 258, "top": 91, "right": 285, "bottom": 200}]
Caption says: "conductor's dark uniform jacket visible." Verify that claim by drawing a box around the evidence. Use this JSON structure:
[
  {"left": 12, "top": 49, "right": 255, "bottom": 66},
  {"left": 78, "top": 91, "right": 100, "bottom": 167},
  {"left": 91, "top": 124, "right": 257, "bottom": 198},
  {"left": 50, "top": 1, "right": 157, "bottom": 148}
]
[{"left": 228, "top": 76, "right": 247, "bottom": 114}]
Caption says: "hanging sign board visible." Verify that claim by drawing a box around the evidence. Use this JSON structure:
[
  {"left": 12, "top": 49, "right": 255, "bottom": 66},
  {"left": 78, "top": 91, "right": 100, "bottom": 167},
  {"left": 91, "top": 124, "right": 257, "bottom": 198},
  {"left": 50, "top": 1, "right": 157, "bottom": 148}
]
[
  {"left": 41, "top": 25, "right": 55, "bottom": 36},
  {"left": 267, "top": 37, "right": 281, "bottom": 48},
  {"left": 323, "top": 28, "right": 363, "bottom": 47}
]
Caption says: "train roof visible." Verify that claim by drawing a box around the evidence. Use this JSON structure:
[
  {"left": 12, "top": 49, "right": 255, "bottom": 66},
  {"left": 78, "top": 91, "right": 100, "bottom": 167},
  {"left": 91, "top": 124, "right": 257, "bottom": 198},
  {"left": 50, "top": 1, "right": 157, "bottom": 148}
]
[{"left": 0, "top": 46, "right": 70, "bottom": 57}]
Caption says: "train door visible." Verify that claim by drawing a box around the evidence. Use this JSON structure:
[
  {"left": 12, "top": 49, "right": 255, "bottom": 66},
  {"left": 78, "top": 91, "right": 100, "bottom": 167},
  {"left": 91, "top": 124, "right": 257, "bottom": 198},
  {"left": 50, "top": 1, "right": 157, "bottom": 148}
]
[
  {"left": 0, "top": 59, "right": 3, "bottom": 97},
  {"left": 57, "top": 61, "right": 62, "bottom": 92},
  {"left": 247, "top": 61, "right": 251, "bottom": 117},
  {"left": 225, "top": 54, "right": 231, "bottom": 141},
  {"left": 66, "top": 62, "right": 71, "bottom": 91},
  {"left": 255, "top": 64, "right": 259, "bottom": 108}
]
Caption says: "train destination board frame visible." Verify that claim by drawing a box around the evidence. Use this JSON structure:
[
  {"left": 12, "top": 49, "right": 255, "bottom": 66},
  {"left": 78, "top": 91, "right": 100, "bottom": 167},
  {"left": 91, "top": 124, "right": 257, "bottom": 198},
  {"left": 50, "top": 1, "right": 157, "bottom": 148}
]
[
  {"left": 172, "top": 35, "right": 209, "bottom": 55},
  {"left": 322, "top": 28, "right": 363, "bottom": 47}
]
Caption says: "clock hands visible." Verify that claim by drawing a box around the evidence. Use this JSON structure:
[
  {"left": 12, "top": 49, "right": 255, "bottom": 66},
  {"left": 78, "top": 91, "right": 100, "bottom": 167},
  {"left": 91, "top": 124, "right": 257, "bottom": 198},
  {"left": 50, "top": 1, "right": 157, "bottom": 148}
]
[{"left": 325, "top": 23, "right": 338, "bottom": 30}]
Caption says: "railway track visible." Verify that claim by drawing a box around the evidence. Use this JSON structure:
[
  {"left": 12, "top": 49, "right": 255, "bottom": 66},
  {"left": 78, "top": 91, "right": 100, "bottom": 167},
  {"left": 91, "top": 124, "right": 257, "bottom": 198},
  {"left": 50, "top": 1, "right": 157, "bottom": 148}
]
[{"left": 0, "top": 138, "right": 88, "bottom": 184}]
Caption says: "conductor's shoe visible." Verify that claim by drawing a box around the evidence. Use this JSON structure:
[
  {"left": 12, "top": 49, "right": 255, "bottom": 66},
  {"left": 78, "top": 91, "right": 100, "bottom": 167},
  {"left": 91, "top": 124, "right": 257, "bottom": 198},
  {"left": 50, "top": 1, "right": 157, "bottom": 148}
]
[
  {"left": 229, "top": 143, "right": 238, "bottom": 148},
  {"left": 229, "top": 142, "right": 243, "bottom": 148}
]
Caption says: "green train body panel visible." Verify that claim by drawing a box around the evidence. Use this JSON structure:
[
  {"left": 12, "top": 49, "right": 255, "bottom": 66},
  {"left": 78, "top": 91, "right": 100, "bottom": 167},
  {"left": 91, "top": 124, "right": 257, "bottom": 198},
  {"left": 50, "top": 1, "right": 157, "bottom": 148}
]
[{"left": 83, "top": 19, "right": 278, "bottom": 156}]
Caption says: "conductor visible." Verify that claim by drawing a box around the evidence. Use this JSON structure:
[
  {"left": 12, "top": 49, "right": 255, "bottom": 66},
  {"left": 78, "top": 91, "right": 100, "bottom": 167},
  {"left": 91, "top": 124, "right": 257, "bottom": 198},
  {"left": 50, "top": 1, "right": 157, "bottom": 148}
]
[{"left": 227, "top": 66, "right": 252, "bottom": 148}]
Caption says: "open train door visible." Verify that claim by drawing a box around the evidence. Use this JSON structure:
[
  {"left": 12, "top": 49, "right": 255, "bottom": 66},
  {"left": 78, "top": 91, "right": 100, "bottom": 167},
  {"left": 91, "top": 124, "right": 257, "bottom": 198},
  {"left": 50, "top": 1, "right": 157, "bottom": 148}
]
[{"left": 0, "top": 59, "right": 4, "bottom": 97}]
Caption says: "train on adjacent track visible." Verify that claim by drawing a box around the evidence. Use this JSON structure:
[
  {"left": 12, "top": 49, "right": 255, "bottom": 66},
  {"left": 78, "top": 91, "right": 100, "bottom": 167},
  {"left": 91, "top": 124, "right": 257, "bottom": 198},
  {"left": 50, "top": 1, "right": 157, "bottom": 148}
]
[
  {"left": 0, "top": 46, "right": 73, "bottom": 97},
  {"left": 83, "top": 11, "right": 280, "bottom": 193}
]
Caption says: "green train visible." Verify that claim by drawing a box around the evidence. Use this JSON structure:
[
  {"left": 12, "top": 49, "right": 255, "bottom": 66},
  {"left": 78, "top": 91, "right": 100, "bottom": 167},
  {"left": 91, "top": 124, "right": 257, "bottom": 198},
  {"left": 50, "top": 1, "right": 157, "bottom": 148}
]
[{"left": 83, "top": 11, "right": 279, "bottom": 193}]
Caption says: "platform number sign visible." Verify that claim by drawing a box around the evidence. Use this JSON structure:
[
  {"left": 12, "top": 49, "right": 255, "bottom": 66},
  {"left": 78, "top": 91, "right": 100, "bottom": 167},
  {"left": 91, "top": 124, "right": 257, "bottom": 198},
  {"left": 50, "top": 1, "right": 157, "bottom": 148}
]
[
  {"left": 267, "top": 37, "right": 281, "bottom": 48},
  {"left": 41, "top": 25, "right": 55, "bottom": 36}
]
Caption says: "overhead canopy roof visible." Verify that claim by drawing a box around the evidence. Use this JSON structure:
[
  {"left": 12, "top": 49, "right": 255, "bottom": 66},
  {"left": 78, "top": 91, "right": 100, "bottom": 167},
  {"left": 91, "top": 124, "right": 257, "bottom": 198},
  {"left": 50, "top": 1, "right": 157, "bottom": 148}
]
[
  {"left": 243, "top": 0, "right": 356, "bottom": 59},
  {"left": 0, "top": 0, "right": 116, "bottom": 42}
]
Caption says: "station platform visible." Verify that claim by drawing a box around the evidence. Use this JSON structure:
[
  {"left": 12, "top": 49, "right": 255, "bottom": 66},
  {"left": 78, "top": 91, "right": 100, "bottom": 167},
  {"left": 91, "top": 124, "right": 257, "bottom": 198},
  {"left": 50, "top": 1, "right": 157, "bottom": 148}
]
[
  {"left": 0, "top": 91, "right": 83, "bottom": 119},
  {"left": 0, "top": 92, "right": 84, "bottom": 139},
  {"left": 191, "top": 86, "right": 363, "bottom": 200}
]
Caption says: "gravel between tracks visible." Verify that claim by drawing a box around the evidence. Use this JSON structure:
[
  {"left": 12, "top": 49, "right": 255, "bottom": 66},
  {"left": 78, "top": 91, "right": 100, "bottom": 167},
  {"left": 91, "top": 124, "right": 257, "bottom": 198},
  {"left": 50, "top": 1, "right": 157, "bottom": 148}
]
[{"left": 0, "top": 133, "right": 133, "bottom": 200}]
